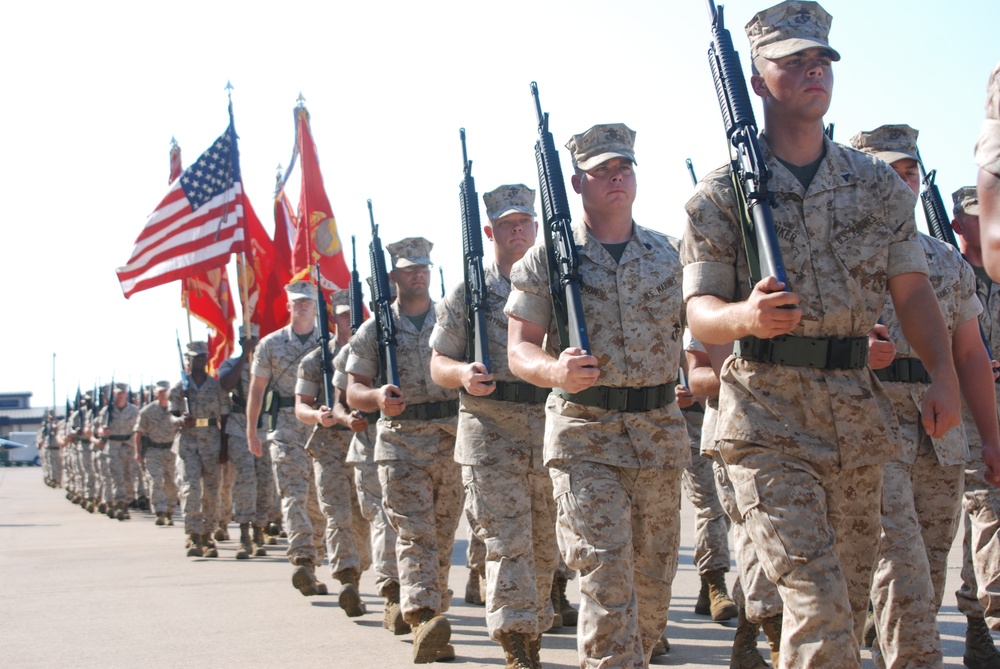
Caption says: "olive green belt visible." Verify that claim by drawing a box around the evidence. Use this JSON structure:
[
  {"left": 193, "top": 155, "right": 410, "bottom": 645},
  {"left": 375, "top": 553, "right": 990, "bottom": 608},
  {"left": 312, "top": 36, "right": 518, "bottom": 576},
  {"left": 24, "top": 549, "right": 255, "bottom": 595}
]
[
  {"left": 553, "top": 382, "right": 677, "bottom": 413},
  {"left": 875, "top": 358, "right": 931, "bottom": 384},
  {"left": 734, "top": 335, "right": 868, "bottom": 370}
]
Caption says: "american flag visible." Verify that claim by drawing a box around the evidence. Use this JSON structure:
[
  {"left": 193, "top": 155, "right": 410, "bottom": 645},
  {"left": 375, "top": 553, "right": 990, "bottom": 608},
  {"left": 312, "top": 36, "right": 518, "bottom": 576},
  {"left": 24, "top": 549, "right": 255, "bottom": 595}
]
[{"left": 117, "top": 112, "right": 245, "bottom": 298}]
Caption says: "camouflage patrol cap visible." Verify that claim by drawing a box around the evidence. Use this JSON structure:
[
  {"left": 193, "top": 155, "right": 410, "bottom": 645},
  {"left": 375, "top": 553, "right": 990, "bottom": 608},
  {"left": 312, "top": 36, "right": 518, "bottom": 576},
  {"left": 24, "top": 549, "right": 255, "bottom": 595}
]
[
  {"left": 953, "top": 186, "right": 980, "bottom": 216},
  {"left": 746, "top": 1, "right": 841, "bottom": 62},
  {"left": 185, "top": 341, "right": 209, "bottom": 358},
  {"left": 386, "top": 237, "right": 433, "bottom": 268},
  {"left": 330, "top": 289, "right": 351, "bottom": 315},
  {"left": 849, "top": 124, "right": 919, "bottom": 165},
  {"left": 285, "top": 280, "right": 317, "bottom": 302},
  {"left": 113, "top": 383, "right": 128, "bottom": 394},
  {"left": 483, "top": 184, "right": 537, "bottom": 222},
  {"left": 154, "top": 380, "right": 170, "bottom": 391},
  {"left": 565, "top": 123, "right": 636, "bottom": 171},
  {"left": 238, "top": 323, "right": 261, "bottom": 339}
]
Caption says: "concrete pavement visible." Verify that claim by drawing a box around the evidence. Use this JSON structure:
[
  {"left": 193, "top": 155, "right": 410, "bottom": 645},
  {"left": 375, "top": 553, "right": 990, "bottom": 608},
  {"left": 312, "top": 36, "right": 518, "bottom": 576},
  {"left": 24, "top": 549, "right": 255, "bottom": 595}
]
[{"left": 0, "top": 465, "right": 982, "bottom": 667}]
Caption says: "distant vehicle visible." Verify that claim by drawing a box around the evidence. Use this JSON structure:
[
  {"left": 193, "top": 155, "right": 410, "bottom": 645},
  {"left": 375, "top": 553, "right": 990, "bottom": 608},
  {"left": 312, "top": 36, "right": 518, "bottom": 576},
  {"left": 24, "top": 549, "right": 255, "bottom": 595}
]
[{"left": 6, "top": 431, "right": 39, "bottom": 466}]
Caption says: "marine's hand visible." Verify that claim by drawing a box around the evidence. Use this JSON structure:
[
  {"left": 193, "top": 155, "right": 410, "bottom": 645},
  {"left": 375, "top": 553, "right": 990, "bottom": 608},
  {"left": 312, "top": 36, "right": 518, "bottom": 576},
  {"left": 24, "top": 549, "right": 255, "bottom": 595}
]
[
  {"left": 920, "top": 373, "right": 962, "bottom": 438},
  {"left": 316, "top": 406, "right": 336, "bottom": 428},
  {"left": 744, "top": 276, "right": 801, "bottom": 338},
  {"left": 378, "top": 385, "right": 406, "bottom": 417},
  {"left": 348, "top": 410, "right": 369, "bottom": 433},
  {"left": 557, "top": 347, "right": 600, "bottom": 394},
  {"left": 867, "top": 324, "right": 895, "bottom": 371},
  {"left": 462, "top": 362, "right": 495, "bottom": 397},
  {"left": 984, "top": 442, "right": 1000, "bottom": 487},
  {"left": 248, "top": 431, "right": 263, "bottom": 458},
  {"left": 676, "top": 385, "right": 695, "bottom": 410}
]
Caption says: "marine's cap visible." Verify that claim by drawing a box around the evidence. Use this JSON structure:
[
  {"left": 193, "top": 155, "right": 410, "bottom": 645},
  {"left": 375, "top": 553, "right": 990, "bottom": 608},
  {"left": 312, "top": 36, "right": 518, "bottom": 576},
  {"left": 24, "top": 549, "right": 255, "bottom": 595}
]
[
  {"left": 155, "top": 380, "right": 170, "bottom": 391},
  {"left": 113, "top": 383, "right": 128, "bottom": 394},
  {"left": 746, "top": 1, "right": 840, "bottom": 62},
  {"left": 330, "top": 289, "right": 352, "bottom": 315},
  {"left": 81, "top": 392, "right": 93, "bottom": 402},
  {"left": 238, "top": 323, "right": 261, "bottom": 339},
  {"left": 483, "top": 184, "right": 537, "bottom": 222},
  {"left": 285, "top": 280, "right": 317, "bottom": 302},
  {"left": 849, "top": 124, "right": 919, "bottom": 165},
  {"left": 953, "top": 186, "right": 980, "bottom": 216},
  {"left": 386, "top": 237, "right": 433, "bottom": 268},
  {"left": 185, "top": 341, "right": 209, "bottom": 358},
  {"left": 566, "top": 123, "right": 637, "bottom": 172}
]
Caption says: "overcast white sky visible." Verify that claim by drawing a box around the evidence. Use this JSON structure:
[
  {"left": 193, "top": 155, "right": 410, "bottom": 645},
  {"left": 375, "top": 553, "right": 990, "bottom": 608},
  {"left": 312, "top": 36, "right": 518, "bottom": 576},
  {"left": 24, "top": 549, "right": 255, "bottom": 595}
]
[{"left": 1, "top": 0, "right": 995, "bottom": 410}]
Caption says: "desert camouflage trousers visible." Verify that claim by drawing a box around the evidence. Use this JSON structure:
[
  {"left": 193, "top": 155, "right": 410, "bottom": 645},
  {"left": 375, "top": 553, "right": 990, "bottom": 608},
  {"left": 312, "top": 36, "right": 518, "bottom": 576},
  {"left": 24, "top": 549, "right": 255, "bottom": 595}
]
[
  {"left": 712, "top": 453, "right": 783, "bottom": 623},
  {"left": 958, "top": 443, "right": 1000, "bottom": 629},
  {"left": 354, "top": 461, "right": 399, "bottom": 596},
  {"left": 271, "top": 439, "right": 325, "bottom": 565},
  {"left": 220, "top": 431, "right": 273, "bottom": 526},
  {"left": 550, "top": 460, "right": 682, "bottom": 668},
  {"left": 143, "top": 447, "right": 177, "bottom": 513},
  {"left": 177, "top": 436, "right": 221, "bottom": 535},
  {"left": 871, "top": 445, "right": 962, "bottom": 669},
  {"left": 720, "top": 441, "right": 882, "bottom": 669},
  {"left": 683, "top": 413, "right": 731, "bottom": 575},
  {"left": 94, "top": 445, "right": 111, "bottom": 505},
  {"left": 379, "top": 456, "right": 463, "bottom": 624},
  {"left": 312, "top": 440, "right": 371, "bottom": 578},
  {"left": 107, "top": 440, "right": 133, "bottom": 505},
  {"left": 43, "top": 446, "right": 62, "bottom": 485},
  {"left": 463, "top": 464, "right": 559, "bottom": 640}
]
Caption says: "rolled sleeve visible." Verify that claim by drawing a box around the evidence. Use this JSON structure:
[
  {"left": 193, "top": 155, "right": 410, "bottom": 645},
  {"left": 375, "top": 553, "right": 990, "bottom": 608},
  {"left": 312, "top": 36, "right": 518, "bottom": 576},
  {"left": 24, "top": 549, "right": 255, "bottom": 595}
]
[
  {"left": 887, "top": 239, "right": 929, "bottom": 278},
  {"left": 682, "top": 261, "right": 737, "bottom": 302}
]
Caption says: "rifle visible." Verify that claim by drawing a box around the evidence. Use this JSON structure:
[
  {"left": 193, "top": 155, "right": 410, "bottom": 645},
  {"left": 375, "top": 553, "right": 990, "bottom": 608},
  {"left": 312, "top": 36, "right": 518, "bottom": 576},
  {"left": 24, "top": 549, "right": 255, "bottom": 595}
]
[
  {"left": 175, "top": 331, "right": 191, "bottom": 414},
  {"left": 305, "top": 263, "right": 336, "bottom": 453},
  {"left": 530, "top": 81, "right": 591, "bottom": 354},
  {"left": 706, "top": 0, "right": 790, "bottom": 290},
  {"left": 350, "top": 235, "right": 365, "bottom": 335},
  {"left": 824, "top": 123, "right": 835, "bottom": 141},
  {"left": 916, "top": 152, "right": 960, "bottom": 249},
  {"left": 459, "top": 128, "right": 492, "bottom": 373},
  {"left": 367, "top": 199, "right": 401, "bottom": 388},
  {"left": 439, "top": 268, "right": 445, "bottom": 298}
]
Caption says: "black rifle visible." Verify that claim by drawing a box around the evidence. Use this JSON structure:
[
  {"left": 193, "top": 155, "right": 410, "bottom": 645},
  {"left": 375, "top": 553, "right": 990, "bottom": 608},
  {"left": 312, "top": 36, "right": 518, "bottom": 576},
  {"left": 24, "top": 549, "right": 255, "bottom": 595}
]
[
  {"left": 824, "top": 123, "right": 835, "bottom": 141},
  {"left": 686, "top": 158, "right": 698, "bottom": 187},
  {"left": 459, "top": 128, "right": 492, "bottom": 373},
  {"left": 530, "top": 82, "right": 591, "bottom": 354},
  {"left": 916, "top": 152, "right": 960, "bottom": 249},
  {"left": 314, "top": 264, "right": 335, "bottom": 409},
  {"left": 368, "top": 199, "right": 400, "bottom": 388},
  {"left": 349, "top": 235, "right": 365, "bottom": 335},
  {"left": 439, "top": 268, "right": 446, "bottom": 299},
  {"left": 706, "top": 0, "right": 790, "bottom": 290},
  {"left": 175, "top": 331, "right": 191, "bottom": 414}
]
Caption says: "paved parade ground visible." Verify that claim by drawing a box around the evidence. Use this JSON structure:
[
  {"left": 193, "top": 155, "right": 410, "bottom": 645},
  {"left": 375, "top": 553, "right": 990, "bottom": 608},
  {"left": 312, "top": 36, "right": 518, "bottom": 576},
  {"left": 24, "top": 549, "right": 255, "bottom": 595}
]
[{"left": 0, "top": 466, "right": 981, "bottom": 668}]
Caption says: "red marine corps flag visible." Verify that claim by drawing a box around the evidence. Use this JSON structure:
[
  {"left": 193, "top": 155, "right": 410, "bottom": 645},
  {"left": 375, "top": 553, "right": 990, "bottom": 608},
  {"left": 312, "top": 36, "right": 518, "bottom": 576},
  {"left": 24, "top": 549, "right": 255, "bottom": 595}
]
[
  {"left": 241, "top": 196, "right": 291, "bottom": 338},
  {"left": 116, "top": 103, "right": 245, "bottom": 298},
  {"left": 290, "top": 97, "right": 351, "bottom": 291}
]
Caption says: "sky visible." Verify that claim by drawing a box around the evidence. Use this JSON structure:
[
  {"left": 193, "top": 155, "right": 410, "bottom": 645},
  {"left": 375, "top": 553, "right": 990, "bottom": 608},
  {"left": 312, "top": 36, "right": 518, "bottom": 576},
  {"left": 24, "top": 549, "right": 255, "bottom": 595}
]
[{"left": 1, "top": 0, "right": 996, "bottom": 412}]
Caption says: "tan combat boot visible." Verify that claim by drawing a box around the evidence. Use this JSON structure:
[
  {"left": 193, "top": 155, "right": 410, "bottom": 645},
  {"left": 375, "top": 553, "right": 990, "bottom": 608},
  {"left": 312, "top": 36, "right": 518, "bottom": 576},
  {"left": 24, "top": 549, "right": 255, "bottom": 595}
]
[
  {"left": 335, "top": 567, "right": 366, "bottom": 617},
  {"left": 291, "top": 560, "right": 319, "bottom": 596},
  {"left": 382, "top": 581, "right": 410, "bottom": 635},
  {"left": 731, "top": 606, "right": 769, "bottom": 669},
  {"left": 465, "top": 567, "right": 485, "bottom": 605},
  {"left": 251, "top": 525, "right": 268, "bottom": 556},
  {"left": 651, "top": 633, "right": 670, "bottom": 657},
  {"left": 200, "top": 533, "right": 219, "bottom": 558},
  {"left": 186, "top": 533, "right": 202, "bottom": 558},
  {"left": 965, "top": 615, "right": 1000, "bottom": 669},
  {"left": 551, "top": 575, "right": 578, "bottom": 627},
  {"left": 702, "top": 570, "right": 738, "bottom": 621},
  {"left": 165, "top": 511, "right": 174, "bottom": 526},
  {"left": 760, "top": 614, "right": 781, "bottom": 668},
  {"left": 155, "top": 512, "right": 166, "bottom": 526},
  {"left": 235, "top": 523, "right": 252, "bottom": 560},
  {"left": 214, "top": 522, "right": 229, "bottom": 542},
  {"left": 411, "top": 608, "right": 452, "bottom": 664},
  {"left": 117, "top": 501, "right": 130, "bottom": 521},
  {"left": 528, "top": 633, "right": 543, "bottom": 668},
  {"left": 498, "top": 632, "right": 533, "bottom": 669}
]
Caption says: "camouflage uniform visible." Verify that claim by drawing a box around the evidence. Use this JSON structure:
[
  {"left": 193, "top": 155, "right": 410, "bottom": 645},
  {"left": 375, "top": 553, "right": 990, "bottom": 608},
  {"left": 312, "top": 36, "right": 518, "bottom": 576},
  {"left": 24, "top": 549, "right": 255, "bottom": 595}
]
[
  {"left": 346, "top": 299, "right": 461, "bottom": 624},
  {"left": 506, "top": 220, "right": 689, "bottom": 667},
  {"left": 252, "top": 325, "right": 324, "bottom": 566},
  {"left": 977, "top": 63, "right": 1000, "bottom": 180},
  {"left": 958, "top": 258, "right": 1000, "bottom": 630},
  {"left": 98, "top": 401, "right": 140, "bottom": 506},
  {"left": 219, "top": 354, "right": 274, "bottom": 527},
  {"left": 169, "top": 375, "right": 228, "bottom": 536},
  {"left": 682, "top": 130, "right": 927, "bottom": 667},
  {"left": 69, "top": 405, "right": 96, "bottom": 502},
  {"left": 134, "top": 400, "right": 178, "bottom": 515},
  {"left": 297, "top": 342, "right": 372, "bottom": 579},
  {"left": 682, "top": 404, "right": 731, "bottom": 577},
  {"left": 336, "top": 343, "right": 399, "bottom": 596},
  {"left": 432, "top": 261, "right": 558, "bottom": 641}
]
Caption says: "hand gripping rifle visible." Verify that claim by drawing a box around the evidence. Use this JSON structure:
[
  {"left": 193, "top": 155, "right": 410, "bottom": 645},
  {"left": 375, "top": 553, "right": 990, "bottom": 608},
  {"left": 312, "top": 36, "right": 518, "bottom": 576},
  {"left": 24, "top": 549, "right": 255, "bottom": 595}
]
[
  {"left": 706, "top": 0, "right": 790, "bottom": 291},
  {"left": 350, "top": 235, "right": 365, "bottom": 335},
  {"left": 368, "top": 200, "right": 401, "bottom": 388},
  {"left": 305, "top": 264, "right": 335, "bottom": 453},
  {"left": 459, "top": 128, "right": 492, "bottom": 373},
  {"left": 530, "top": 82, "right": 591, "bottom": 354}
]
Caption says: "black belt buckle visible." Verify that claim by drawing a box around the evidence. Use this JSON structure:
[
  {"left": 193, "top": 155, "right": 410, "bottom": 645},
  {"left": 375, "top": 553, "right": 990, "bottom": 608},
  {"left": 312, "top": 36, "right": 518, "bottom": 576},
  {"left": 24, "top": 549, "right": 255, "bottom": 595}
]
[{"left": 826, "top": 337, "right": 866, "bottom": 370}]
